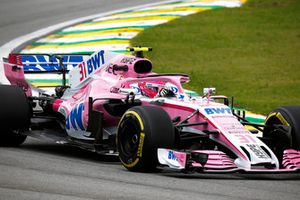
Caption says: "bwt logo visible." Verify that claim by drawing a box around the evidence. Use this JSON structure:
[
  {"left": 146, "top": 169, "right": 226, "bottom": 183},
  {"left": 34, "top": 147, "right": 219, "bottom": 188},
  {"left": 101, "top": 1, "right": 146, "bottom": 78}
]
[
  {"left": 168, "top": 151, "right": 178, "bottom": 161},
  {"left": 79, "top": 50, "right": 105, "bottom": 81},
  {"left": 204, "top": 107, "right": 232, "bottom": 115},
  {"left": 66, "top": 103, "right": 85, "bottom": 131},
  {"left": 22, "top": 55, "right": 84, "bottom": 71}
]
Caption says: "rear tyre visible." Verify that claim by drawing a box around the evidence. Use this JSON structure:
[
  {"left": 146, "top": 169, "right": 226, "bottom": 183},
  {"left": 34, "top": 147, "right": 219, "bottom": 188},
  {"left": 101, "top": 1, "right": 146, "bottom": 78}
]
[
  {"left": 0, "top": 130, "right": 27, "bottom": 147},
  {"left": 263, "top": 106, "right": 300, "bottom": 163},
  {"left": 0, "top": 85, "right": 31, "bottom": 146},
  {"left": 117, "top": 106, "right": 175, "bottom": 172}
]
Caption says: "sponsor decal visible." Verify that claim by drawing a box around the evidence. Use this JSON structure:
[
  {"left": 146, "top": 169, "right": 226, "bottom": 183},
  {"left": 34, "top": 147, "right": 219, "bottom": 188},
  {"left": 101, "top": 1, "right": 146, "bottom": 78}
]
[
  {"left": 105, "top": 63, "right": 114, "bottom": 74},
  {"left": 79, "top": 50, "right": 105, "bottom": 81},
  {"left": 22, "top": 55, "right": 85, "bottom": 71},
  {"left": 168, "top": 151, "right": 178, "bottom": 161},
  {"left": 166, "top": 84, "right": 185, "bottom": 100},
  {"left": 130, "top": 83, "right": 141, "bottom": 94},
  {"left": 246, "top": 144, "right": 269, "bottom": 159},
  {"left": 235, "top": 134, "right": 257, "bottom": 143},
  {"left": 275, "top": 112, "right": 290, "bottom": 126},
  {"left": 137, "top": 133, "right": 145, "bottom": 157},
  {"left": 170, "top": 86, "right": 179, "bottom": 94},
  {"left": 66, "top": 103, "right": 85, "bottom": 131},
  {"left": 164, "top": 83, "right": 178, "bottom": 94},
  {"left": 120, "top": 57, "right": 136, "bottom": 65},
  {"left": 205, "top": 107, "right": 232, "bottom": 115}
]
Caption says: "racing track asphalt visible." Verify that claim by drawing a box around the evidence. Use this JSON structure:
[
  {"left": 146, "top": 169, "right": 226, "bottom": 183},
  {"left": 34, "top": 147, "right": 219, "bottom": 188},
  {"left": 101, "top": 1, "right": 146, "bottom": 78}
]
[{"left": 1, "top": 1, "right": 300, "bottom": 199}]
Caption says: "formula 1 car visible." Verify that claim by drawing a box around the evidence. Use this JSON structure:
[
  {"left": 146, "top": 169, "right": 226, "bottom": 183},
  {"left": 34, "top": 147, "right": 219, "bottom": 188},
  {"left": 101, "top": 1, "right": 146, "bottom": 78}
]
[{"left": 1, "top": 47, "right": 300, "bottom": 173}]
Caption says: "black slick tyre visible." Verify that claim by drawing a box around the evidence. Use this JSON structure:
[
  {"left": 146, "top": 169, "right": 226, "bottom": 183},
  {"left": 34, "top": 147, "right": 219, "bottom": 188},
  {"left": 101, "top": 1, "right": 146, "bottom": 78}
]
[
  {"left": 263, "top": 106, "right": 300, "bottom": 162},
  {"left": 0, "top": 130, "right": 27, "bottom": 147},
  {"left": 0, "top": 85, "right": 31, "bottom": 146},
  {"left": 117, "top": 106, "right": 175, "bottom": 172}
]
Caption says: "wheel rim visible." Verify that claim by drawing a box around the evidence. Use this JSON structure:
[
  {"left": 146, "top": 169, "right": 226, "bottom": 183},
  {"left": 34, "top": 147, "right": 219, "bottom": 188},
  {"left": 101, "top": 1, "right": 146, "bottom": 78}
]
[{"left": 119, "top": 117, "right": 141, "bottom": 159}]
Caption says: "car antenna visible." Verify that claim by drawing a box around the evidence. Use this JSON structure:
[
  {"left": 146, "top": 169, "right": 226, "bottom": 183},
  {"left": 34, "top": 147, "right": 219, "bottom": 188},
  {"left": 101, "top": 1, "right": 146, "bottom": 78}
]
[{"left": 126, "top": 47, "right": 152, "bottom": 58}]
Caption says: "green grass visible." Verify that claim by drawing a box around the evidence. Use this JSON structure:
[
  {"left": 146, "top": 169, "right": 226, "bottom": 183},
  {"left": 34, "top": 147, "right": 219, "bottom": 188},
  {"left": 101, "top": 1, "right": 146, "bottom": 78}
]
[{"left": 131, "top": 0, "right": 300, "bottom": 114}]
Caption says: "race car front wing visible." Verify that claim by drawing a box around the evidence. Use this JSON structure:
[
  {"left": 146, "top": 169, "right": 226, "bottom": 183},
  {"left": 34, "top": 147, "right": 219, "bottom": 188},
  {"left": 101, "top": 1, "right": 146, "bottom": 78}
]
[{"left": 158, "top": 148, "right": 300, "bottom": 173}]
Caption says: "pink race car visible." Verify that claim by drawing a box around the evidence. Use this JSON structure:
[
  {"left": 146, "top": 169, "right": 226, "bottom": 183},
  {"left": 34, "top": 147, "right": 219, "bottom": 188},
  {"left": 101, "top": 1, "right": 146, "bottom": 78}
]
[{"left": 1, "top": 47, "right": 300, "bottom": 173}]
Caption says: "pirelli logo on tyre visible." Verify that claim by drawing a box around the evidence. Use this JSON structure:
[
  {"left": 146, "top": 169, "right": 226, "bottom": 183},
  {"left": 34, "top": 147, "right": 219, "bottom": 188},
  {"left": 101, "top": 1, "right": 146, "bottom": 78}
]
[
  {"left": 137, "top": 133, "right": 145, "bottom": 157},
  {"left": 266, "top": 112, "right": 290, "bottom": 126}
]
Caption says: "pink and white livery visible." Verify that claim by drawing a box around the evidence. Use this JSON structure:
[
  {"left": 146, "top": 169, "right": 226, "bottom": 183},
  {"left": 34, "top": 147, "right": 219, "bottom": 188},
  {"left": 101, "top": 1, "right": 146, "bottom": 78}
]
[{"left": 1, "top": 47, "right": 300, "bottom": 173}]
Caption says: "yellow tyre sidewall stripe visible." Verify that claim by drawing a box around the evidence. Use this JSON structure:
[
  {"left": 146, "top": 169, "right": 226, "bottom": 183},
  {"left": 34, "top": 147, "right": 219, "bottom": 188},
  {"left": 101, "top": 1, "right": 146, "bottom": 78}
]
[{"left": 119, "top": 110, "right": 145, "bottom": 168}]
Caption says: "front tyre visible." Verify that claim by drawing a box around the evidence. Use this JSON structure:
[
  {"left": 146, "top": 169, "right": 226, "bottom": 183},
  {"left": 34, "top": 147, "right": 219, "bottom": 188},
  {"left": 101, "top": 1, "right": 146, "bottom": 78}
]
[
  {"left": 117, "top": 106, "right": 175, "bottom": 172},
  {"left": 263, "top": 106, "right": 300, "bottom": 163}
]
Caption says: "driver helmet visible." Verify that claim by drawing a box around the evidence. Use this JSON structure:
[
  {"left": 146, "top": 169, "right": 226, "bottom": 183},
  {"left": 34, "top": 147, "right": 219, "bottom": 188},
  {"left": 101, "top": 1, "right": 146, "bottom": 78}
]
[{"left": 138, "top": 81, "right": 175, "bottom": 98}]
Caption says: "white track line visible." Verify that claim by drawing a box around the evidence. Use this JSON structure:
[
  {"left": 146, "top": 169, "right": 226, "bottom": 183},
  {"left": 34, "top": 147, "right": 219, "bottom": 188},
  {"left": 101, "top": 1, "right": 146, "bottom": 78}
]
[{"left": 0, "top": 0, "right": 179, "bottom": 84}]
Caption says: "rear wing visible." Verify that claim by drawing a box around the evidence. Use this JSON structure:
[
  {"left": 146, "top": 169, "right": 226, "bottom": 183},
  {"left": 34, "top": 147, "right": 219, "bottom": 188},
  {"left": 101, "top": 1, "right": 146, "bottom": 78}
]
[
  {"left": 3, "top": 49, "right": 122, "bottom": 91},
  {"left": 68, "top": 50, "right": 120, "bottom": 88},
  {"left": 4, "top": 53, "right": 90, "bottom": 87}
]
